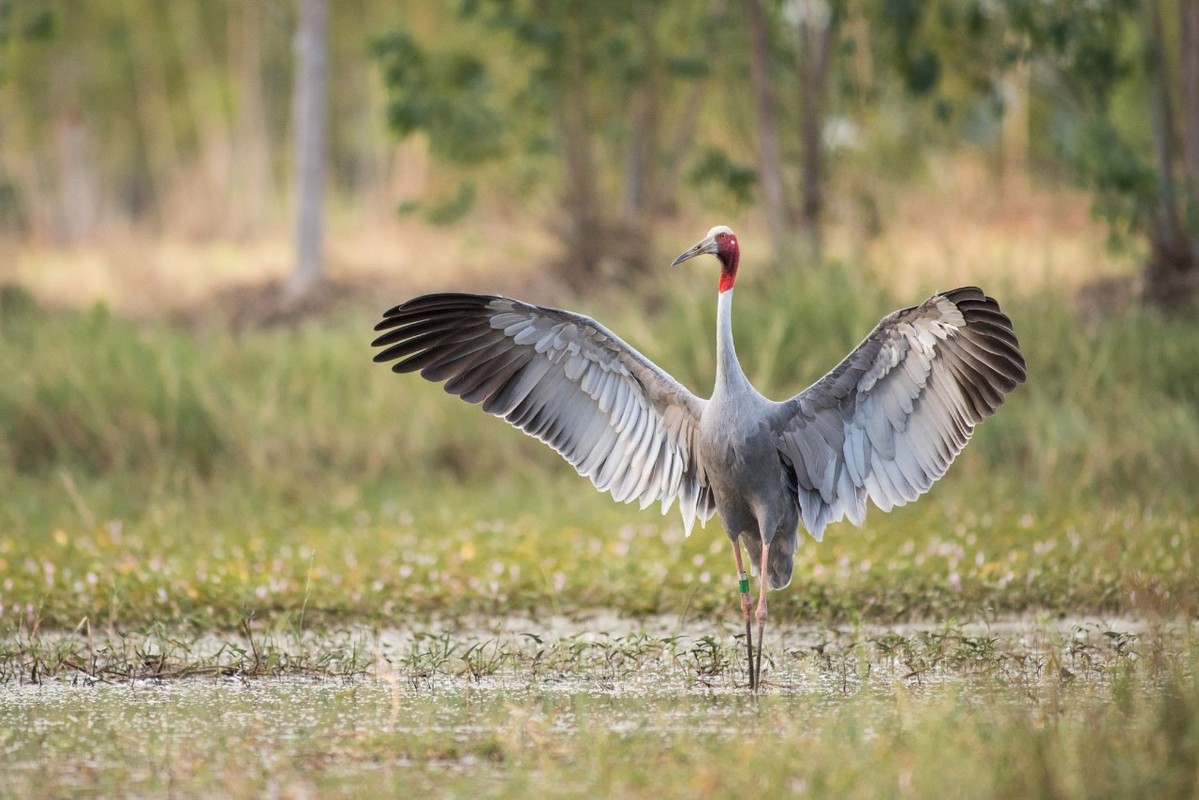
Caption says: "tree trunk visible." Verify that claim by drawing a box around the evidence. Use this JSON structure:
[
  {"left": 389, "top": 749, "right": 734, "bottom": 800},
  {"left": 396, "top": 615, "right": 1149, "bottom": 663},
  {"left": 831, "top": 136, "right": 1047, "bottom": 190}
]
[
  {"left": 1180, "top": 0, "right": 1199, "bottom": 242},
  {"left": 623, "top": 4, "right": 659, "bottom": 222},
  {"left": 745, "top": 0, "right": 789, "bottom": 259},
  {"left": 287, "top": 0, "right": 328, "bottom": 298},
  {"left": 551, "top": 11, "right": 634, "bottom": 288},
  {"left": 54, "top": 109, "right": 100, "bottom": 244},
  {"left": 655, "top": 0, "right": 725, "bottom": 216},
  {"left": 555, "top": 84, "right": 600, "bottom": 283},
  {"left": 1144, "top": 0, "right": 1195, "bottom": 306},
  {"left": 796, "top": 1, "right": 836, "bottom": 257},
  {"left": 654, "top": 80, "right": 707, "bottom": 216},
  {"left": 118, "top": 0, "right": 180, "bottom": 229},
  {"left": 230, "top": 0, "right": 273, "bottom": 236},
  {"left": 167, "top": 0, "right": 233, "bottom": 236},
  {"left": 1000, "top": 60, "right": 1032, "bottom": 199}
]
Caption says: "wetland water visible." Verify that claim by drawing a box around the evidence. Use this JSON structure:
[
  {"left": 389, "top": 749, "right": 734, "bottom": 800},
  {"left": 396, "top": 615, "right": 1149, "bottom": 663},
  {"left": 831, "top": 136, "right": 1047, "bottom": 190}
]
[{"left": 0, "top": 615, "right": 1191, "bottom": 797}]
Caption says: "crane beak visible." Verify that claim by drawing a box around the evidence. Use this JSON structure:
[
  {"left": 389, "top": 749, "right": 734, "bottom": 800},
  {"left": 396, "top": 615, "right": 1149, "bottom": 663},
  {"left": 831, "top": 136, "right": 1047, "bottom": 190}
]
[{"left": 671, "top": 234, "right": 718, "bottom": 267}]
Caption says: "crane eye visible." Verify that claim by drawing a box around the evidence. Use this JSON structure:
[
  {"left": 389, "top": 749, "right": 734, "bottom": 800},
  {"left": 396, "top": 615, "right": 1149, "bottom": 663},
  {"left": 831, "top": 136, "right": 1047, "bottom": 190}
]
[{"left": 718, "top": 232, "right": 727, "bottom": 241}]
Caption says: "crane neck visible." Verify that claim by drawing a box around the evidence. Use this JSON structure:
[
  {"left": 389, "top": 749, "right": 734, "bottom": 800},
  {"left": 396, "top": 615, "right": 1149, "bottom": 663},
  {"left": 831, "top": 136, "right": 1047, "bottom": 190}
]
[
  {"left": 714, "top": 286, "right": 751, "bottom": 397},
  {"left": 718, "top": 242, "right": 739, "bottom": 293}
]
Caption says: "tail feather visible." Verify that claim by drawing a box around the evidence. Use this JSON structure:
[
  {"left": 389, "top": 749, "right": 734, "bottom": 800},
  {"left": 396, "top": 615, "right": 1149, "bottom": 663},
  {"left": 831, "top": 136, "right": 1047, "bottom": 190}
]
[
  {"left": 767, "top": 533, "right": 796, "bottom": 589},
  {"left": 743, "top": 531, "right": 797, "bottom": 590}
]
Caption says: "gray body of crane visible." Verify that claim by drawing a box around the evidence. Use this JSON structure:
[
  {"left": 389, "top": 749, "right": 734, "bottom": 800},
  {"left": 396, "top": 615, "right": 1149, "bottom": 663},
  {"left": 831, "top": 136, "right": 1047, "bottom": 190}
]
[{"left": 372, "top": 226, "right": 1027, "bottom": 689}]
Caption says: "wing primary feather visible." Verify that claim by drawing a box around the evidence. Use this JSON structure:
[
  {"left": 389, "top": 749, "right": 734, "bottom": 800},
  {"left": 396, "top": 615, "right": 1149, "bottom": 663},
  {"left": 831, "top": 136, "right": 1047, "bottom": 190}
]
[
  {"left": 771, "top": 286, "right": 1024, "bottom": 538},
  {"left": 378, "top": 287, "right": 1020, "bottom": 543}
]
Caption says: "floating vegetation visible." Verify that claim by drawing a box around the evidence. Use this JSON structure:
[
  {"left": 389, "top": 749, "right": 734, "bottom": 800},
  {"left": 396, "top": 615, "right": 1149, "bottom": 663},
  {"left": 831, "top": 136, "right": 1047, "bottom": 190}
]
[
  {"left": 0, "top": 615, "right": 1186, "bottom": 693},
  {"left": 1, "top": 616, "right": 1195, "bottom": 798}
]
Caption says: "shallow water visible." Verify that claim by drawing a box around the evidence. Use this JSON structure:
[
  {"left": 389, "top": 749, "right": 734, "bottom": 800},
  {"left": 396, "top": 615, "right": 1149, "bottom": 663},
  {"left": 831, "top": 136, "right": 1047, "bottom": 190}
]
[{"left": 0, "top": 615, "right": 1191, "bottom": 797}]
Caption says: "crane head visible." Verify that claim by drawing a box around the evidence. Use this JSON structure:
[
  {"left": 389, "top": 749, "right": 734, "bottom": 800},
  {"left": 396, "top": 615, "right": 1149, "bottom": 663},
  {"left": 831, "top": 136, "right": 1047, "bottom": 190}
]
[
  {"left": 671, "top": 226, "right": 740, "bottom": 292},
  {"left": 671, "top": 225, "right": 738, "bottom": 267}
]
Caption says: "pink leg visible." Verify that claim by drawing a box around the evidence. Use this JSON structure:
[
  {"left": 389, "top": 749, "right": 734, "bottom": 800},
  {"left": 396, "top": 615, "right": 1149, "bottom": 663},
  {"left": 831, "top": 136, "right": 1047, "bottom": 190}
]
[
  {"left": 754, "top": 540, "right": 770, "bottom": 689},
  {"left": 731, "top": 538, "right": 755, "bottom": 689}
]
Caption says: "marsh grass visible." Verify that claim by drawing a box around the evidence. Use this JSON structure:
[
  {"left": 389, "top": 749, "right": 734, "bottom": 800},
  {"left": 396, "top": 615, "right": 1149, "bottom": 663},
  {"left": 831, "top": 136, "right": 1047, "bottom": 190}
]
[
  {"left": 0, "top": 616, "right": 1179, "bottom": 690},
  {"left": 1, "top": 619, "right": 1196, "bottom": 798}
]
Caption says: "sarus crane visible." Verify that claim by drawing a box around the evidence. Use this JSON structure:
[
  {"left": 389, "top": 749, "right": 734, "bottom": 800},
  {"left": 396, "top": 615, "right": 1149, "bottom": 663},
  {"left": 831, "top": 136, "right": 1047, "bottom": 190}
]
[{"left": 372, "top": 226, "right": 1026, "bottom": 689}]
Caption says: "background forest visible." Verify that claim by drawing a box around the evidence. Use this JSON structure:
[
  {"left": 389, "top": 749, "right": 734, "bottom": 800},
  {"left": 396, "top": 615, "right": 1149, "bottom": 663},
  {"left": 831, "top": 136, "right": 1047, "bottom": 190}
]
[{"left": 3, "top": 0, "right": 1199, "bottom": 304}]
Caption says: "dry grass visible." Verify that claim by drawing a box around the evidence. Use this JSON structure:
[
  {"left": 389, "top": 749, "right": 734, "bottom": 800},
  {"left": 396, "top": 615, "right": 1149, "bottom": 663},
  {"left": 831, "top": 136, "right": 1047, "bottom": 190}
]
[
  {"left": 1, "top": 214, "right": 561, "bottom": 319},
  {"left": 850, "top": 157, "right": 1135, "bottom": 300},
  {"left": 1, "top": 158, "right": 1134, "bottom": 320}
]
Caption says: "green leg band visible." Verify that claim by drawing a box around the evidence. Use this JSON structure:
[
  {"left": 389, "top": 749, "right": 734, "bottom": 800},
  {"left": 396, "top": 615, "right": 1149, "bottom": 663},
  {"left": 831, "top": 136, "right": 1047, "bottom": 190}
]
[{"left": 739, "top": 577, "right": 750, "bottom": 594}]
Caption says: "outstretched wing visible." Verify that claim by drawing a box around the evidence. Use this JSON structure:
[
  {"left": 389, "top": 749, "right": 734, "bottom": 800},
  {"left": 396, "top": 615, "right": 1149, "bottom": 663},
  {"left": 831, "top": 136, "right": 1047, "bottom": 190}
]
[
  {"left": 770, "top": 287, "right": 1026, "bottom": 541},
  {"left": 372, "top": 293, "right": 716, "bottom": 534}
]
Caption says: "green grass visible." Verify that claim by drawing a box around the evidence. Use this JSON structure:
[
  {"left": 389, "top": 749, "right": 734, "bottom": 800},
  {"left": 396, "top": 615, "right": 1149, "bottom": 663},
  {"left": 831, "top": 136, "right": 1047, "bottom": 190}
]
[{"left": 1, "top": 265, "right": 1197, "bottom": 631}]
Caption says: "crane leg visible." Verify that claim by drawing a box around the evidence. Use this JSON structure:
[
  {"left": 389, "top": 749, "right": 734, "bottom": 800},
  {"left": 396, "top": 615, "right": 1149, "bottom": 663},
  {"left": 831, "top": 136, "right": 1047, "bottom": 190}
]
[
  {"left": 754, "top": 541, "right": 770, "bottom": 690},
  {"left": 731, "top": 538, "right": 754, "bottom": 690}
]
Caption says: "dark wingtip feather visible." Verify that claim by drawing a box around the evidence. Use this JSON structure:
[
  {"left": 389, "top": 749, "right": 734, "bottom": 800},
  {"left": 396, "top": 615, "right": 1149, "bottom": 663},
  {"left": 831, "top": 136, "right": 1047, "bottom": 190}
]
[
  {"left": 948, "top": 286, "right": 1027, "bottom": 387},
  {"left": 372, "top": 294, "right": 505, "bottom": 360}
]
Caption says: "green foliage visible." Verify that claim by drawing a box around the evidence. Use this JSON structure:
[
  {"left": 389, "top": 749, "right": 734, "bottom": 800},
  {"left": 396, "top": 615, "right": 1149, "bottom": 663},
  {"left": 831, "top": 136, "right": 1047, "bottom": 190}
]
[
  {"left": 665, "top": 53, "right": 708, "bottom": 80},
  {"left": 398, "top": 181, "right": 479, "bottom": 225},
  {"left": 0, "top": 178, "right": 25, "bottom": 232},
  {"left": 0, "top": 0, "right": 56, "bottom": 76},
  {"left": 848, "top": 0, "right": 1010, "bottom": 141},
  {"left": 372, "top": 0, "right": 724, "bottom": 247},
  {"left": 686, "top": 149, "right": 757, "bottom": 208},
  {"left": 0, "top": 293, "right": 223, "bottom": 477},
  {"left": 1056, "top": 116, "right": 1158, "bottom": 248},
  {"left": 372, "top": 31, "right": 507, "bottom": 165},
  {"left": 1008, "top": 0, "right": 1133, "bottom": 107},
  {"left": 882, "top": 0, "right": 941, "bottom": 95},
  {"left": 1008, "top": 0, "right": 1187, "bottom": 266},
  {"left": 423, "top": 181, "right": 477, "bottom": 225}
]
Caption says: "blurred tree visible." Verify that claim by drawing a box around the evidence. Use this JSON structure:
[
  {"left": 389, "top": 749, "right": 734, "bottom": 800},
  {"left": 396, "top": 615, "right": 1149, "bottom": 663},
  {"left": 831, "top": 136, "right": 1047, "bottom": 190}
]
[
  {"left": 1008, "top": 0, "right": 1198, "bottom": 307},
  {"left": 623, "top": 3, "right": 659, "bottom": 221},
  {"left": 1184, "top": 0, "right": 1199, "bottom": 195},
  {"left": 745, "top": 0, "right": 789, "bottom": 256},
  {"left": 857, "top": 0, "right": 1011, "bottom": 157},
  {"left": 287, "top": 0, "right": 327, "bottom": 297},
  {"left": 737, "top": 0, "right": 845, "bottom": 260},
  {"left": 374, "top": 0, "right": 717, "bottom": 288},
  {"left": 828, "top": 0, "right": 1199, "bottom": 305},
  {"left": 0, "top": 1, "right": 412, "bottom": 243},
  {"left": 794, "top": 0, "right": 839, "bottom": 253},
  {"left": 479, "top": 0, "right": 703, "bottom": 285},
  {"left": 229, "top": 0, "right": 273, "bottom": 235},
  {"left": 2, "top": 0, "right": 1194, "bottom": 312}
]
